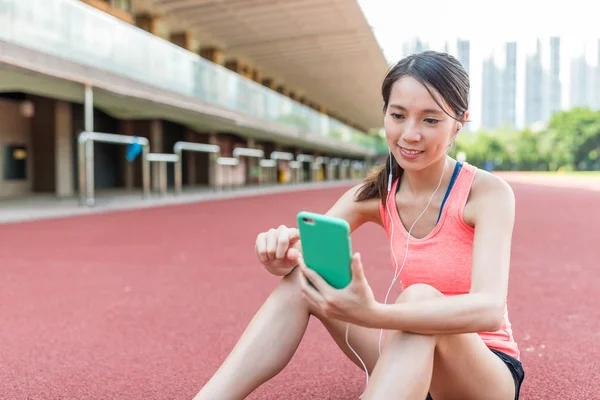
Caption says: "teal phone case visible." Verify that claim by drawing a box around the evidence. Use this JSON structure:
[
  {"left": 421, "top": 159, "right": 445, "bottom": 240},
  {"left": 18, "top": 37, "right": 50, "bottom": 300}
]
[{"left": 297, "top": 211, "right": 353, "bottom": 289}]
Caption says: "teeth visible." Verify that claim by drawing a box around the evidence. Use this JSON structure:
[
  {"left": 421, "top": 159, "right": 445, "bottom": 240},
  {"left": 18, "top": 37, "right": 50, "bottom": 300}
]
[{"left": 402, "top": 148, "right": 422, "bottom": 155}]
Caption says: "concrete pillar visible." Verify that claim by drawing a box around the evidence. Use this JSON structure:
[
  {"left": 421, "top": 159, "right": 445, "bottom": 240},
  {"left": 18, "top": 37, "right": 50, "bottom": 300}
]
[
  {"left": 276, "top": 85, "right": 289, "bottom": 96},
  {"left": 121, "top": 120, "right": 135, "bottom": 190},
  {"left": 185, "top": 129, "right": 196, "bottom": 185},
  {"left": 208, "top": 133, "right": 218, "bottom": 187},
  {"left": 262, "top": 78, "right": 275, "bottom": 90},
  {"left": 225, "top": 59, "right": 253, "bottom": 79},
  {"left": 246, "top": 138, "right": 258, "bottom": 185},
  {"left": 150, "top": 120, "right": 163, "bottom": 192},
  {"left": 327, "top": 161, "right": 335, "bottom": 181},
  {"left": 135, "top": 13, "right": 159, "bottom": 35},
  {"left": 251, "top": 69, "right": 261, "bottom": 83},
  {"left": 200, "top": 47, "right": 224, "bottom": 65},
  {"left": 313, "top": 152, "right": 323, "bottom": 182},
  {"left": 170, "top": 31, "right": 193, "bottom": 50},
  {"left": 54, "top": 101, "right": 73, "bottom": 197}
]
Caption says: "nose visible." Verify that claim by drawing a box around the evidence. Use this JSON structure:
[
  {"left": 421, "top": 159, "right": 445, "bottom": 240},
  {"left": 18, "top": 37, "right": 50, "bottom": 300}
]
[{"left": 401, "top": 120, "right": 421, "bottom": 142}]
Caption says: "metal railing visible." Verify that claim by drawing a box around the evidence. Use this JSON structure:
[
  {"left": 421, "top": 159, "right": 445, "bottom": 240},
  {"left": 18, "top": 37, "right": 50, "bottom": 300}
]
[
  {"left": 259, "top": 159, "right": 277, "bottom": 184},
  {"left": 77, "top": 131, "right": 150, "bottom": 206},
  {"left": 173, "top": 142, "right": 220, "bottom": 195},
  {"left": 296, "top": 154, "right": 315, "bottom": 182},
  {"left": 77, "top": 129, "right": 370, "bottom": 204},
  {"left": 288, "top": 160, "right": 302, "bottom": 184},
  {"left": 216, "top": 157, "right": 240, "bottom": 190},
  {"left": 147, "top": 153, "right": 179, "bottom": 196}
]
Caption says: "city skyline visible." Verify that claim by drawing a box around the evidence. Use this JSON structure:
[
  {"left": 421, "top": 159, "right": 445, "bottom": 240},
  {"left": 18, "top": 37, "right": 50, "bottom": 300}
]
[
  {"left": 358, "top": 0, "right": 600, "bottom": 130},
  {"left": 381, "top": 35, "right": 599, "bottom": 131}
]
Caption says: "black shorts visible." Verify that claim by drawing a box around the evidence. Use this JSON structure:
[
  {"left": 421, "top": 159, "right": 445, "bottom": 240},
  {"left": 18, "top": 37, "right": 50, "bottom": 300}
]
[{"left": 426, "top": 348, "right": 525, "bottom": 400}]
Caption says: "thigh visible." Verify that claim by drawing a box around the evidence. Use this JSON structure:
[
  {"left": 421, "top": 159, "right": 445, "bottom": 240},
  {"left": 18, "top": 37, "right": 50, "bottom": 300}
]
[
  {"left": 287, "top": 267, "right": 381, "bottom": 374},
  {"left": 311, "top": 309, "right": 382, "bottom": 375},
  {"left": 429, "top": 333, "right": 516, "bottom": 400}
]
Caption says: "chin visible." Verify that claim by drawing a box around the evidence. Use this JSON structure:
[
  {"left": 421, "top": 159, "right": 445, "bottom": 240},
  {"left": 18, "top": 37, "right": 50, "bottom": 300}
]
[
  {"left": 393, "top": 149, "right": 428, "bottom": 171},
  {"left": 395, "top": 146, "right": 450, "bottom": 171}
]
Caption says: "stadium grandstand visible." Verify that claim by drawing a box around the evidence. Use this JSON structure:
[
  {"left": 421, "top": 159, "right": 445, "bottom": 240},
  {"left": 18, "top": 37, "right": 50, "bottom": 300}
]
[{"left": 0, "top": 0, "right": 389, "bottom": 206}]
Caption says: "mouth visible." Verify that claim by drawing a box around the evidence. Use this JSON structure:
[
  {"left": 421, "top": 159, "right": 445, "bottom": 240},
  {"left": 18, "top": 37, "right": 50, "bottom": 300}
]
[{"left": 397, "top": 145, "right": 424, "bottom": 157}]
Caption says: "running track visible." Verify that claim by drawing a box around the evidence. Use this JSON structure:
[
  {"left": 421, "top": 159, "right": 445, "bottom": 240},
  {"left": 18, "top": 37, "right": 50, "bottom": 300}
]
[{"left": 0, "top": 178, "right": 598, "bottom": 399}]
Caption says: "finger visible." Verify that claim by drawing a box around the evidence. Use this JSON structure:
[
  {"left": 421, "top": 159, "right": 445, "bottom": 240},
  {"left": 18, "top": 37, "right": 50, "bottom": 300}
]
[
  {"left": 255, "top": 233, "right": 269, "bottom": 263},
  {"left": 265, "top": 229, "right": 277, "bottom": 261},
  {"left": 288, "top": 227, "right": 300, "bottom": 244},
  {"left": 299, "top": 257, "right": 333, "bottom": 295},
  {"left": 351, "top": 252, "right": 366, "bottom": 282},
  {"left": 301, "top": 284, "right": 322, "bottom": 314},
  {"left": 286, "top": 248, "right": 300, "bottom": 264},
  {"left": 275, "top": 226, "right": 290, "bottom": 259},
  {"left": 299, "top": 267, "right": 325, "bottom": 304}
]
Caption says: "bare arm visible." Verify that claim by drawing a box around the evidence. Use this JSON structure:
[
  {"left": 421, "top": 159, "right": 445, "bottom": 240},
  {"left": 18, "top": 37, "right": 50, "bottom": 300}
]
[
  {"left": 324, "top": 183, "right": 382, "bottom": 233},
  {"left": 257, "top": 183, "right": 381, "bottom": 276},
  {"left": 368, "top": 174, "right": 515, "bottom": 334}
]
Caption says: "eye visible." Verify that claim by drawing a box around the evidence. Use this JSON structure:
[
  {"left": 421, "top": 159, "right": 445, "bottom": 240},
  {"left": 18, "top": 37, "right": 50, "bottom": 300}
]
[
  {"left": 424, "top": 118, "right": 440, "bottom": 124},
  {"left": 391, "top": 113, "right": 404, "bottom": 120}
]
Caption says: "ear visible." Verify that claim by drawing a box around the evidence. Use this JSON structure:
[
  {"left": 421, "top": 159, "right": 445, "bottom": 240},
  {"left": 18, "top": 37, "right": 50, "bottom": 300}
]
[
  {"left": 453, "top": 111, "right": 469, "bottom": 138},
  {"left": 459, "top": 111, "right": 469, "bottom": 131}
]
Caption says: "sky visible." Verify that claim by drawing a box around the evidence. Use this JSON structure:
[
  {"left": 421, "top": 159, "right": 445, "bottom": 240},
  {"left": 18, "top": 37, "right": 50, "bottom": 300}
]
[{"left": 357, "top": 0, "right": 600, "bottom": 130}]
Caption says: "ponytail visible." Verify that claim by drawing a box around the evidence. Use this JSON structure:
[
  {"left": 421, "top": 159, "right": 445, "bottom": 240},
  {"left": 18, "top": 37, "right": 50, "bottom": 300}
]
[{"left": 354, "top": 153, "right": 403, "bottom": 208}]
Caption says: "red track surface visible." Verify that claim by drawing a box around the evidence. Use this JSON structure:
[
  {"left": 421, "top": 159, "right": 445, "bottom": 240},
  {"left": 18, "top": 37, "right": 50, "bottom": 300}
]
[{"left": 0, "top": 180, "right": 598, "bottom": 399}]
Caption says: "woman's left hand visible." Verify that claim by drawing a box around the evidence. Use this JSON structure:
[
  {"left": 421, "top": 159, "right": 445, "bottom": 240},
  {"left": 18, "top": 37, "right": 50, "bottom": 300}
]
[{"left": 299, "top": 252, "right": 378, "bottom": 327}]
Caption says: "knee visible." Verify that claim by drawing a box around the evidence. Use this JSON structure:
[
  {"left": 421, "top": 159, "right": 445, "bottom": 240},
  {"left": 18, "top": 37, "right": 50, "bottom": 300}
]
[
  {"left": 394, "top": 283, "right": 443, "bottom": 304},
  {"left": 278, "top": 266, "right": 327, "bottom": 317},
  {"left": 274, "top": 266, "right": 305, "bottom": 303}
]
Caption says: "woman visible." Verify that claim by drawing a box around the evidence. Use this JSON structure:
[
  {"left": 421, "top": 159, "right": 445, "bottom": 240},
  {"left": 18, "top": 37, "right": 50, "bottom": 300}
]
[{"left": 195, "top": 51, "right": 525, "bottom": 400}]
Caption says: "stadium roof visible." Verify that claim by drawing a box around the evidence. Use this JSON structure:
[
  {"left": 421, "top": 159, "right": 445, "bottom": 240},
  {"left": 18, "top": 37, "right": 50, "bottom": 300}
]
[{"left": 148, "top": 0, "right": 390, "bottom": 131}]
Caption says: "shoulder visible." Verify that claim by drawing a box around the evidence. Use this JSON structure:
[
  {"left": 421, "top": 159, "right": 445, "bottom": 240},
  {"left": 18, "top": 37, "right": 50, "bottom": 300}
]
[
  {"left": 463, "top": 168, "right": 515, "bottom": 227},
  {"left": 326, "top": 182, "right": 383, "bottom": 231}
]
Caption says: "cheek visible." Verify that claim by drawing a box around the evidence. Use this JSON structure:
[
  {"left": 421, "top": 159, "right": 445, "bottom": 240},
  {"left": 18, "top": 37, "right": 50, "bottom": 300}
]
[
  {"left": 425, "top": 128, "right": 453, "bottom": 152},
  {"left": 384, "top": 117, "right": 401, "bottom": 142}
]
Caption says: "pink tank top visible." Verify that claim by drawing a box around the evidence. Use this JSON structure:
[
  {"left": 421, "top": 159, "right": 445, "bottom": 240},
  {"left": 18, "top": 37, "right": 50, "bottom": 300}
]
[{"left": 378, "top": 162, "right": 520, "bottom": 360}]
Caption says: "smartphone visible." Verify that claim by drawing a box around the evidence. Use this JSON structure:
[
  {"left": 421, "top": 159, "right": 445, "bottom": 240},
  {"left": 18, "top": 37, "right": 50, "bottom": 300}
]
[{"left": 296, "top": 211, "right": 353, "bottom": 289}]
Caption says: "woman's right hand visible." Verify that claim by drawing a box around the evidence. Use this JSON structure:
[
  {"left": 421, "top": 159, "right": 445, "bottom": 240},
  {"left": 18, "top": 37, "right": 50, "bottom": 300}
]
[{"left": 255, "top": 225, "right": 302, "bottom": 276}]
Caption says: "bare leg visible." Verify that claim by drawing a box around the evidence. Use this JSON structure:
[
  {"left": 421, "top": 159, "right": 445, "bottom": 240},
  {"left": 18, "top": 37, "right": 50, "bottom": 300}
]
[
  {"left": 194, "top": 268, "right": 311, "bottom": 400},
  {"left": 362, "top": 284, "right": 516, "bottom": 400},
  {"left": 195, "top": 266, "right": 383, "bottom": 399}
]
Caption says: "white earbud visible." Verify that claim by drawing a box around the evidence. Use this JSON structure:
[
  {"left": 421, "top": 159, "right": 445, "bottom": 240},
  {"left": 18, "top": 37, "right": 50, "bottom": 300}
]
[{"left": 457, "top": 122, "right": 463, "bottom": 131}]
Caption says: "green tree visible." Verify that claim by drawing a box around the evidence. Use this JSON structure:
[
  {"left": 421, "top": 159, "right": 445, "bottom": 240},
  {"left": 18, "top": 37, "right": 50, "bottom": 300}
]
[{"left": 546, "top": 108, "right": 600, "bottom": 170}]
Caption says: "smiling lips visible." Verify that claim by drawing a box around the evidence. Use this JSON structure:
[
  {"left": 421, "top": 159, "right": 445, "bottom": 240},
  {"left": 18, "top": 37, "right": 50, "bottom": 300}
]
[{"left": 398, "top": 145, "right": 424, "bottom": 160}]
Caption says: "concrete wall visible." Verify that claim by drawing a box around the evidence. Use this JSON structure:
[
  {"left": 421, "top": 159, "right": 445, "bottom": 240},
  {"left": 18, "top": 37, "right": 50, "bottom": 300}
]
[{"left": 0, "top": 99, "right": 33, "bottom": 198}]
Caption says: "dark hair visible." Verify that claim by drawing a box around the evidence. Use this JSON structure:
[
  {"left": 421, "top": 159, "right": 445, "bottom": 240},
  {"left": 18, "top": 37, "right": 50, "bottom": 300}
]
[{"left": 355, "top": 51, "right": 470, "bottom": 207}]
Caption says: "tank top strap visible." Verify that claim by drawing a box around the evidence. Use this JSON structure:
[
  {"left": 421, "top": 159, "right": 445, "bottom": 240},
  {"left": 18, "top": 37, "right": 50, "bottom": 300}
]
[{"left": 445, "top": 162, "right": 478, "bottom": 221}]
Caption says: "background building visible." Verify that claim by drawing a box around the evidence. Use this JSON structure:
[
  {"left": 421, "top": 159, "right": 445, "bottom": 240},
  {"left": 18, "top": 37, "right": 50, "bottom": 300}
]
[{"left": 0, "top": 0, "right": 389, "bottom": 200}]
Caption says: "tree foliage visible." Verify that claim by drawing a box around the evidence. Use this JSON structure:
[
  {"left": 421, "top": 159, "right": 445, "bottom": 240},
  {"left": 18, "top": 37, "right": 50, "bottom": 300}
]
[{"left": 450, "top": 108, "right": 600, "bottom": 171}]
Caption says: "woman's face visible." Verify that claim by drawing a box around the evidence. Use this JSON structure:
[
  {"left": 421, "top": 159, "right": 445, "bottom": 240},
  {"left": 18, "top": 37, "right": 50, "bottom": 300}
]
[{"left": 384, "top": 75, "right": 466, "bottom": 171}]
